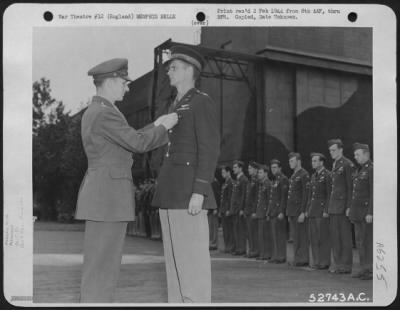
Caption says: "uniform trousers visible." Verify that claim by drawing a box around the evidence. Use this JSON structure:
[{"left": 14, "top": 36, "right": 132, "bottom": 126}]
[
  {"left": 353, "top": 221, "right": 373, "bottom": 273},
  {"left": 257, "top": 218, "right": 272, "bottom": 259},
  {"left": 208, "top": 212, "right": 219, "bottom": 249},
  {"left": 288, "top": 216, "right": 309, "bottom": 264},
  {"left": 222, "top": 215, "right": 235, "bottom": 252},
  {"left": 308, "top": 217, "right": 331, "bottom": 267},
  {"left": 159, "top": 209, "right": 211, "bottom": 303},
  {"left": 80, "top": 221, "right": 128, "bottom": 303},
  {"left": 246, "top": 215, "right": 259, "bottom": 256},
  {"left": 232, "top": 214, "right": 247, "bottom": 253},
  {"left": 269, "top": 216, "right": 287, "bottom": 261},
  {"left": 329, "top": 214, "right": 353, "bottom": 271}
]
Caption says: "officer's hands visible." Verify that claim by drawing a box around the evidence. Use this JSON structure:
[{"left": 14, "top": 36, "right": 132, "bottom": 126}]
[
  {"left": 322, "top": 212, "right": 329, "bottom": 218},
  {"left": 298, "top": 212, "right": 305, "bottom": 223},
  {"left": 225, "top": 211, "right": 230, "bottom": 216},
  {"left": 188, "top": 193, "right": 204, "bottom": 216},
  {"left": 278, "top": 212, "right": 284, "bottom": 220},
  {"left": 251, "top": 213, "right": 257, "bottom": 218},
  {"left": 365, "top": 214, "right": 373, "bottom": 223},
  {"left": 213, "top": 209, "right": 218, "bottom": 215},
  {"left": 345, "top": 208, "right": 350, "bottom": 217},
  {"left": 305, "top": 211, "right": 309, "bottom": 218},
  {"left": 239, "top": 210, "right": 244, "bottom": 216},
  {"left": 154, "top": 113, "right": 178, "bottom": 130}
]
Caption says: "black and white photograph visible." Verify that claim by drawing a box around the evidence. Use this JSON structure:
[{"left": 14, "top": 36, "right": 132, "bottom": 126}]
[{"left": 3, "top": 3, "right": 397, "bottom": 307}]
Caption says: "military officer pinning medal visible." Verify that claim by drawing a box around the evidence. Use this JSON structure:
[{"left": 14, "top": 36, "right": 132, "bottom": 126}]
[{"left": 76, "top": 58, "right": 178, "bottom": 303}]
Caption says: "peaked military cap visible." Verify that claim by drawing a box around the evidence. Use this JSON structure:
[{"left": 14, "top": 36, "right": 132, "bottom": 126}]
[
  {"left": 165, "top": 45, "right": 205, "bottom": 71},
  {"left": 258, "top": 164, "right": 269, "bottom": 172},
  {"left": 233, "top": 160, "right": 244, "bottom": 167},
  {"left": 288, "top": 152, "right": 301, "bottom": 160},
  {"left": 353, "top": 142, "right": 369, "bottom": 152},
  {"left": 310, "top": 152, "right": 326, "bottom": 160},
  {"left": 270, "top": 159, "right": 281, "bottom": 166},
  {"left": 327, "top": 138, "right": 343, "bottom": 148},
  {"left": 88, "top": 58, "right": 132, "bottom": 81}
]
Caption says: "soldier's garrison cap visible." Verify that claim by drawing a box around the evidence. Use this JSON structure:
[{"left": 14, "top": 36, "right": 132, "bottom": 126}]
[
  {"left": 165, "top": 45, "right": 205, "bottom": 71},
  {"left": 353, "top": 142, "right": 370, "bottom": 152},
  {"left": 88, "top": 58, "right": 132, "bottom": 81},
  {"left": 310, "top": 152, "right": 326, "bottom": 160},
  {"left": 270, "top": 159, "right": 281, "bottom": 166},
  {"left": 327, "top": 139, "right": 344, "bottom": 148},
  {"left": 248, "top": 161, "right": 260, "bottom": 169},
  {"left": 233, "top": 160, "right": 244, "bottom": 167}
]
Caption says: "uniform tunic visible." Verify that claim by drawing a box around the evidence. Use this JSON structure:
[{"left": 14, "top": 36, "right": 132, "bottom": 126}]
[
  {"left": 220, "top": 178, "right": 234, "bottom": 252},
  {"left": 255, "top": 177, "right": 272, "bottom": 259},
  {"left": 230, "top": 173, "right": 248, "bottom": 254},
  {"left": 244, "top": 176, "right": 259, "bottom": 256},
  {"left": 267, "top": 172, "right": 289, "bottom": 262},
  {"left": 328, "top": 156, "right": 354, "bottom": 272},
  {"left": 349, "top": 160, "right": 373, "bottom": 274},
  {"left": 286, "top": 168, "right": 310, "bottom": 265},
  {"left": 307, "top": 167, "right": 331, "bottom": 268}
]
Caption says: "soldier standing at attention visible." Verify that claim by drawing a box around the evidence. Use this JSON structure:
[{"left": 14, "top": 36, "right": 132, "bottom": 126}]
[
  {"left": 306, "top": 153, "right": 331, "bottom": 270},
  {"left": 267, "top": 159, "right": 289, "bottom": 264},
  {"left": 286, "top": 152, "right": 310, "bottom": 267},
  {"left": 349, "top": 143, "right": 373, "bottom": 280},
  {"left": 327, "top": 139, "right": 354, "bottom": 274},
  {"left": 75, "top": 58, "right": 178, "bottom": 302},
  {"left": 151, "top": 46, "right": 220, "bottom": 303},
  {"left": 219, "top": 166, "right": 234, "bottom": 253},
  {"left": 255, "top": 164, "right": 272, "bottom": 260},
  {"left": 230, "top": 160, "right": 248, "bottom": 256},
  {"left": 244, "top": 161, "right": 260, "bottom": 258},
  {"left": 208, "top": 176, "right": 221, "bottom": 250}
]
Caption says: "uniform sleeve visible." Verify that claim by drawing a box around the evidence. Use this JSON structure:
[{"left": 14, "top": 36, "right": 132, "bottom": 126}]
[
  {"left": 264, "top": 182, "right": 270, "bottom": 214},
  {"left": 240, "top": 178, "right": 248, "bottom": 211},
  {"left": 279, "top": 177, "right": 289, "bottom": 214},
  {"left": 193, "top": 96, "right": 221, "bottom": 195},
  {"left": 306, "top": 178, "right": 312, "bottom": 215},
  {"left": 95, "top": 107, "right": 168, "bottom": 153},
  {"left": 344, "top": 162, "right": 354, "bottom": 209},
  {"left": 301, "top": 173, "right": 310, "bottom": 213},
  {"left": 324, "top": 171, "right": 332, "bottom": 213},
  {"left": 368, "top": 166, "right": 373, "bottom": 215}
]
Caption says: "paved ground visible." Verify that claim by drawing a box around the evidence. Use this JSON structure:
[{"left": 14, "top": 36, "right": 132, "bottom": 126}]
[{"left": 33, "top": 222, "right": 372, "bottom": 304}]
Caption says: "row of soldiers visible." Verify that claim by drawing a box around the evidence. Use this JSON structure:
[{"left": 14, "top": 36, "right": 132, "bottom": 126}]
[
  {"left": 208, "top": 139, "right": 373, "bottom": 280},
  {"left": 127, "top": 178, "right": 162, "bottom": 239}
]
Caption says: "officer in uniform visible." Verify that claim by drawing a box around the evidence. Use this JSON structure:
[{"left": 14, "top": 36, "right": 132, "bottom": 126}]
[
  {"left": 75, "top": 58, "right": 178, "bottom": 302},
  {"left": 244, "top": 161, "right": 260, "bottom": 258},
  {"left": 219, "top": 166, "right": 234, "bottom": 253},
  {"left": 349, "top": 143, "right": 373, "bottom": 280},
  {"left": 286, "top": 152, "right": 310, "bottom": 267},
  {"left": 151, "top": 46, "right": 220, "bottom": 303},
  {"left": 267, "top": 159, "right": 289, "bottom": 264},
  {"left": 327, "top": 139, "right": 354, "bottom": 274},
  {"left": 255, "top": 164, "right": 272, "bottom": 260},
  {"left": 306, "top": 153, "right": 331, "bottom": 270},
  {"left": 208, "top": 177, "right": 221, "bottom": 250},
  {"left": 230, "top": 160, "right": 249, "bottom": 256}
]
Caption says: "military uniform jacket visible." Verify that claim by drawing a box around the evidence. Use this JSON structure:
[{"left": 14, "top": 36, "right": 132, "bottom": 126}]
[
  {"left": 219, "top": 178, "right": 233, "bottom": 214},
  {"left": 230, "top": 173, "right": 248, "bottom": 215},
  {"left": 349, "top": 160, "right": 373, "bottom": 222},
  {"left": 244, "top": 177, "right": 258, "bottom": 216},
  {"left": 328, "top": 156, "right": 354, "bottom": 214},
  {"left": 255, "top": 178, "right": 270, "bottom": 218},
  {"left": 267, "top": 173, "right": 289, "bottom": 217},
  {"left": 307, "top": 167, "right": 332, "bottom": 217},
  {"left": 75, "top": 96, "right": 168, "bottom": 221},
  {"left": 286, "top": 168, "right": 310, "bottom": 217},
  {"left": 152, "top": 88, "right": 221, "bottom": 209}
]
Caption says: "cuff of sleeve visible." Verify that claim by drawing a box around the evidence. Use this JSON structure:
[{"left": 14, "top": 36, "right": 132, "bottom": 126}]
[{"left": 193, "top": 179, "right": 209, "bottom": 196}]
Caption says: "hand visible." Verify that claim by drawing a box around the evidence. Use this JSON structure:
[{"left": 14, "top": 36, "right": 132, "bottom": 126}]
[
  {"left": 188, "top": 193, "right": 204, "bottom": 216},
  {"left": 305, "top": 211, "right": 308, "bottom": 218},
  {"left": 251, "top": 213, "right": 257, "bottom": 218},
  {"left": 322, "top": 212, "right": 329, "bottom": 218},
  {"left": 298, "top": 212, "right": 305, "bottom": 223},
  {"left": 239, "top": 210, "right": 244, "bottom": 216},
  {"left": 365, "top": 214, "right": 373, "bottom": 223},
  {"left": 266, "top": 216, "right": 270, "bottom": 221},
  {"left": 278, "top": 213, "right": 284, "bottom": 220},
  {"left": 154, "top": 113, "right": 178, "bottom": 130},
  {"left": 345, "top": 208, "right": 350, "bottom": 217},
  {"left": 225, "top": 211, "right": 230, "bottom": 216},
  {"left": 213, "top": 210, "right": 218, "bottom": 215}
]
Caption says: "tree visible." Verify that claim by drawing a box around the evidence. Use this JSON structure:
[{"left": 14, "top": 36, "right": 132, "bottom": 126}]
[{"left": 32, "top": 78, "right": 71, "bottom": 221}]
